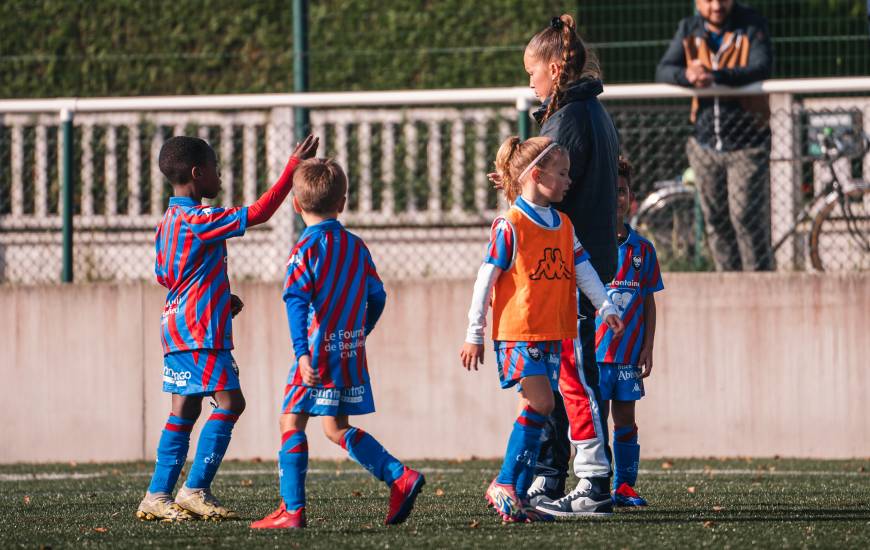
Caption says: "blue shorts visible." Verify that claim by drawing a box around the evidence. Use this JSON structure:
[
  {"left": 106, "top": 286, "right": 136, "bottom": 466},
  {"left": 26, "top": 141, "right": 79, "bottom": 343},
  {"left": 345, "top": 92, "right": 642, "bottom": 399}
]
[
  {"left": 282, "top": 381, "right": 376, "bottom": 416},
  {"left": 163, "top": 349, "right": 241, "bottom": 396},
  {"left": 598, "top": 363, "right": 644, "bottom": 401},
  {"left": 495, "top": 341, "right": 561, "bottom": 391}
]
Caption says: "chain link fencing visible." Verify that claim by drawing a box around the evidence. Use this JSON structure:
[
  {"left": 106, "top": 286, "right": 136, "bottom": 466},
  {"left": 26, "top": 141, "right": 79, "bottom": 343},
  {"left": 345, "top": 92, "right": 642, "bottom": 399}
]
[{"left": 1, "top": 86, "right": 868, "bottom": 284}]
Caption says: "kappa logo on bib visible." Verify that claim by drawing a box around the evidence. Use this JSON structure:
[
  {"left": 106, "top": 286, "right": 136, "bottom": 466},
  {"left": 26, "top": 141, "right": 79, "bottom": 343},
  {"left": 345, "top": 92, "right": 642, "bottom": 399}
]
[{"left": 530, "top": 248, "right": 572, "bottom": 280}]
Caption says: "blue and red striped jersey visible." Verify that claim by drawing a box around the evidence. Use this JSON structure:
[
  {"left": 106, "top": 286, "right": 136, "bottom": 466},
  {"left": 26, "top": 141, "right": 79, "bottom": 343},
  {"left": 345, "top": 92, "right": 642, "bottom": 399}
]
[
  {"left": 595, "top": 225, "right": 664, "bottom": 365},
  {"left": 155, "top": 196, "right": 248, "bottom": 354},
  {"left": 282, "top": 219, "right": 386, "bottom": 389}
]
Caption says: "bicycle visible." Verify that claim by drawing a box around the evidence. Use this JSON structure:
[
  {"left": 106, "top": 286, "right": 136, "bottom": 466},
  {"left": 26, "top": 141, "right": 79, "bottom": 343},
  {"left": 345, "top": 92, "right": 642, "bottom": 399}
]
[{"left": 632, "top": 128, "right": 869, "bottom": 272}]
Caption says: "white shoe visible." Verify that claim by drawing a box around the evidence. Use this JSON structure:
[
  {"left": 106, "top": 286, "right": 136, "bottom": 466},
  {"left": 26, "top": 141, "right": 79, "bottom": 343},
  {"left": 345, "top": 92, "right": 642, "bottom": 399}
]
[
  {"left": 175, "top": 486, "right": 238, "bottom": 520},
  {"left": 534, "top": 478, "right": 613, "bottom": 517},
  {"left": 526, "top": 476, "right": 555, "bottom": 507},
  {"left": 135, "top": 492, "right": 194, "bottom": 522}
]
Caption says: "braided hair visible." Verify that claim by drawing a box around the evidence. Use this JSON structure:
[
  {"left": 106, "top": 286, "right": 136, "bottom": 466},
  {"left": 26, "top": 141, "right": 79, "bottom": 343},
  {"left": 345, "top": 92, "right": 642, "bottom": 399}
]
[{"left": 526, "top": 14, "right": 601, "bottom": 123}]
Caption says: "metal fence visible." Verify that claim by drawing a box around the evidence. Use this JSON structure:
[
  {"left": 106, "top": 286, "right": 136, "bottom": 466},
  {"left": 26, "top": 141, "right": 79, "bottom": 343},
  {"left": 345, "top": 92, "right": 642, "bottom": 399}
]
[{"left": 1, "top": 79, "right": 868, "bottom": 284}]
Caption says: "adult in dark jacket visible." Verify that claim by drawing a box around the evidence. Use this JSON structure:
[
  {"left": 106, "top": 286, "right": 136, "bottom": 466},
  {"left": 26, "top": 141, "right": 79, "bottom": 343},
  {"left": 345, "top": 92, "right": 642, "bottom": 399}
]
[
  {"left": 656, "top": 0, "right": 774, "bottom": 271},
  {"left": 520, "top": 14, "right": 620, "bottom": 518}
]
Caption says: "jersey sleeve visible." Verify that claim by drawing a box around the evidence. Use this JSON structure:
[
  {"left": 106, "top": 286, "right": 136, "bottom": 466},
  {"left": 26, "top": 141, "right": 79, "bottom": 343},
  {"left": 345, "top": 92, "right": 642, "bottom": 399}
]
[
  {"left": 643, "top": 243, "right": 665, "bottom": 295},
  {"left": 283, "top": 243, "right": 316, "bottom": 359},
  {"left": 185, "top": 205, "right": 248, "bottom": 244},
  {"left": 573, "top": 234, "right": 591, "bottom": 265},
  {"left": 484, "top": 217, "right": 514, "bottom": 270},
  {"left": 363, "top": 246, "right": 385, "bottom": 298}
]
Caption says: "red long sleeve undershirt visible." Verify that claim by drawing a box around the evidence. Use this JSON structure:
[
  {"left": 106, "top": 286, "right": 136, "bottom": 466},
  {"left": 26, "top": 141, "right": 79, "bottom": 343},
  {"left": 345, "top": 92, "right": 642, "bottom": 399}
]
[{"left": 246, "top": 156, "right": 301, "bottom": 227}]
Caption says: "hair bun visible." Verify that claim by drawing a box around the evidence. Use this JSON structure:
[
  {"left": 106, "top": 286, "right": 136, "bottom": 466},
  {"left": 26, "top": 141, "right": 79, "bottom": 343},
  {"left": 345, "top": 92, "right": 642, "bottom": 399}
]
[{"left": 550, "top": 17, "right": 564, "bottom": 30}]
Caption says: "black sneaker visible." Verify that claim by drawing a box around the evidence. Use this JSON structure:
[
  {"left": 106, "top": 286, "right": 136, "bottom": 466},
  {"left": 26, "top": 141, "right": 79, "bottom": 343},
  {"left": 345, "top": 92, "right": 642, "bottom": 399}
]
[
  {"left": 526, "top": 476, "right": 564, "bottom": 508},
  {"left": 534, "top": 478, "right": 613, "bottom": 517}
]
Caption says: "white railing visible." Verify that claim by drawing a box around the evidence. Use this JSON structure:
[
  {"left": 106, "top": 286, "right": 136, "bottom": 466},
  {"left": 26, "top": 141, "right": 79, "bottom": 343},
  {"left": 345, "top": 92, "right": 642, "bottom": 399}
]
[{"left": 2, "top": 77, "right": 869, "bottom": 283}]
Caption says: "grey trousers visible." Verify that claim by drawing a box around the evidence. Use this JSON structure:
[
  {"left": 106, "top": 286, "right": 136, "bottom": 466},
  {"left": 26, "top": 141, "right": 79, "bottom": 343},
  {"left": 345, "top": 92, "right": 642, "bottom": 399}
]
[{"left": 686, "top": 137, "right": 775, "bottom": 271}]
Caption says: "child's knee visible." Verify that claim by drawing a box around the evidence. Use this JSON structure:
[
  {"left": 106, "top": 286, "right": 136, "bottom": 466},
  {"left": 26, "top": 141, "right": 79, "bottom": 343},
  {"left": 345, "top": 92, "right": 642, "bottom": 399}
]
[
  {"left": 323, "top": 424, "right": 348, "bottom": 446},
  {"left": 528, "top": 393, "right": 555, "bottom": 417},
  {"left": 611, "top": 400, "right": 635, "bottom": 426}
]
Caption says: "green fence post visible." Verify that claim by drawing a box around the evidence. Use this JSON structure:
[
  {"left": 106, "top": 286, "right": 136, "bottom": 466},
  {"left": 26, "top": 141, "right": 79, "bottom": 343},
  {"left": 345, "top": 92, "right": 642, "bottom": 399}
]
[
  {"left": 293, "top": 0, "right": 310, "bottom": 142},
  {"left": 517, "top": 96, "right": 531, "bottom": 141},
  {"left": 61, "top": 108, "right": 74, "bottom": 283}
]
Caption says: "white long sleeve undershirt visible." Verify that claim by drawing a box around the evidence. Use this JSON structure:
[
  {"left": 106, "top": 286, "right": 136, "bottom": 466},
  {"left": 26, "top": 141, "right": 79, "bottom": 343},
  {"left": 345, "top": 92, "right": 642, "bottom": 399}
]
[{"left": 464, "top": 258, "right": 619, "bottom": 345}]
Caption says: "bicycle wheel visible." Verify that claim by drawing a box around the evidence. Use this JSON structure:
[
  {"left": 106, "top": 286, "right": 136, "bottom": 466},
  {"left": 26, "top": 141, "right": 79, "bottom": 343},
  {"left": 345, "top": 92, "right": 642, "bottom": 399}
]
[
  {"left": 809, "top": 185, "right": 870, "bottom": 271},
  {"left": 632, "top": 186, "right": 707, "bottom": 270}
]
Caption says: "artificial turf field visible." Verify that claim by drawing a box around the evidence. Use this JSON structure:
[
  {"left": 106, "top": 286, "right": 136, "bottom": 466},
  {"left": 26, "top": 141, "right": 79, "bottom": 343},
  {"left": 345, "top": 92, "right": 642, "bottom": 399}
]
[{"left": 1, "top": 458, "right": 868, "bottom": 548}]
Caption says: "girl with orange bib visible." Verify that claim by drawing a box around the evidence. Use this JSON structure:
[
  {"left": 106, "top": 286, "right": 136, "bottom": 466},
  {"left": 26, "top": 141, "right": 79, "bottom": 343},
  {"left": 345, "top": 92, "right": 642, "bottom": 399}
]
[{"left": 460, "top": 136, "right": 624, "bottom": 523}]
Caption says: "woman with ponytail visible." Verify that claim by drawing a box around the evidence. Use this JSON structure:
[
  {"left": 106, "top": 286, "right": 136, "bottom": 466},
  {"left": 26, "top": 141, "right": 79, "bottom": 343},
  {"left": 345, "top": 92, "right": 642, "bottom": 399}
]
[
  {"left": 460, "top": 135, "right": 622, "bottom": 523},
  {"left": 521, "top": 14, "right": 622, "bottom": 518}
]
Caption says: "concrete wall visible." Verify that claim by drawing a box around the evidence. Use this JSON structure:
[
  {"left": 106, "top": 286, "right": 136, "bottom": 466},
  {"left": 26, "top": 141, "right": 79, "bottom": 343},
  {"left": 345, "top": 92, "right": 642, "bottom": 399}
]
[{"left": 1, "top": 273, "right": 868, "bottom": 463}]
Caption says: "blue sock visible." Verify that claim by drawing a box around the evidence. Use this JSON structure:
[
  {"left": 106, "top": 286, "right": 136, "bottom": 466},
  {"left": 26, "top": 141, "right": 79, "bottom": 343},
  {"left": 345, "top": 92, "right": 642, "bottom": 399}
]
[
  {"left": 279, "top": 430, "right": 308, "bottom": 511},
  {"left": 185, "top": 408, "right": 239, "bottom": 489},
  {"left": 148, "top": 413, "right": 194, "bottom": 494},
  {"left": 613, "top": 424, "right": 640, "bottom": 488},
  {"left": 341, "top": 427, "right": 405, "bottom": 486},
  {"left": 496, "top": 405, "right": 547, "bottom": 498}
]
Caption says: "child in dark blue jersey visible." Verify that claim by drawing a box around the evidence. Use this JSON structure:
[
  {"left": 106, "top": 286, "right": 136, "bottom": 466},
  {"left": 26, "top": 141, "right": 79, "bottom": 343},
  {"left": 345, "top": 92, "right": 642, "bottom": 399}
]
[
  {"left": 251, "top": 158, "right": 425, "bottom": 530},
  {"left": 137, "top": 134, "right": 318, "bottom": 522},
  {"left": 595, "top": 157, "right": 664, "bottom": 507}
]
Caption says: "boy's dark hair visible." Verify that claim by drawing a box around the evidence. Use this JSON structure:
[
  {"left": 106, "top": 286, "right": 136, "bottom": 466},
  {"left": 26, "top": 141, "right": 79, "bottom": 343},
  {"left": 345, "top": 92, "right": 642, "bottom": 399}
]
[
  {"left": 158, "top": 136, "right": 214, "bottom": 184},
  {"left": 293, "top": 158, "right": 348, "bottom": 214},
  {"left": 617, "top": 155, "right": 633, "bottom": 187}
]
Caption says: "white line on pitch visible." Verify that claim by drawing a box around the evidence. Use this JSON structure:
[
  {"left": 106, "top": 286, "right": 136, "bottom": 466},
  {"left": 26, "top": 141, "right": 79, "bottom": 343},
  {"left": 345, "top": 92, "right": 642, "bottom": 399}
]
[{"left": 1, "top": 467, "right": 867, "bottom": 482}]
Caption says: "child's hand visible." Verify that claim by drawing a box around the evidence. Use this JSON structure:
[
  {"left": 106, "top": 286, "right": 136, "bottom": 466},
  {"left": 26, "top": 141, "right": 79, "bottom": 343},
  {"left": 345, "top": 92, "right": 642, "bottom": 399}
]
[
  {"left": 292, "top": 135, "right": 320, "bottom": 160},
  {"left": 230, "top": 294, "right": 244, "bottom": 318},
  {"left": 487, "top": 172, "right": 504, "bottom": 190},
  {"left": 298, "top": 354, "right": 321, "bottom": 386},
  {"left": 460, "top": 343, "right": 484, "bottom": 371},
  {"left": 638, "top": 346, "right": 654, "bottom": 378},
  {"left": 604, "top": 314, "right": 624, "bottom": 337}
]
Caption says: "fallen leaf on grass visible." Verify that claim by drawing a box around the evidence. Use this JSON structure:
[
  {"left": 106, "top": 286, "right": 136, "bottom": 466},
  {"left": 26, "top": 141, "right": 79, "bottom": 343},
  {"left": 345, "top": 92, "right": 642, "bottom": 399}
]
[
  {"left": 703, "top": 521, "right": 716, "bottom": 528},
  {"left": 661, "top": 461, "right": 673, "bottom": 470},
  {"left": 435, "top": 488, "right": 445, "bottom": 497},
  {"left": 351, "top": 490, "right": 362, "bottom": 497},
  {"left": 23, "top": 495, "right": 31, "bottom": 505},
  {"left": 469, "top": 520, "right": 480, "bottom": 529},
  {"left": 712, "top": 506, "right": 723, "bottom": 512},
  {"left": 239, "top": 479, "right": 253, "bottom": 487},
  {"left": 858, "top": 466, "right": 866, "bottom": 473},
  {"left": 687, "top": 486, "right": 696, "bottom": 494},
  {"left": 93, "top": 527, "right": 108, "bottom": 533}
]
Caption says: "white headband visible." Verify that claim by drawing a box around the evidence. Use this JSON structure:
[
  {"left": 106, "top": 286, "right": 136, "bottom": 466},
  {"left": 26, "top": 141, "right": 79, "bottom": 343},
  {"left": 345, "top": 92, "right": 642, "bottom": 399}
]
[{"left": 517, "top": 143, "right": 558, "bottom": 182}]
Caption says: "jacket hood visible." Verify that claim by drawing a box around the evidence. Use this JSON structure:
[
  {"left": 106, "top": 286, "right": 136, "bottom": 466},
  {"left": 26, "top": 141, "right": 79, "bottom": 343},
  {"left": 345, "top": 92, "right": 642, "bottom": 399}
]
[{"left": 533, "top": 78, "right": 604, "bottom": 123}]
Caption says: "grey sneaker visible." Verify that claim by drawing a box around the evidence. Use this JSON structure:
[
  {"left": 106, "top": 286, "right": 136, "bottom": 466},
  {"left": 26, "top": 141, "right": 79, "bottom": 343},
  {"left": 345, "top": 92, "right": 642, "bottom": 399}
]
[{"left": 534, "top": 478, "right": 613, "bottom": 517}]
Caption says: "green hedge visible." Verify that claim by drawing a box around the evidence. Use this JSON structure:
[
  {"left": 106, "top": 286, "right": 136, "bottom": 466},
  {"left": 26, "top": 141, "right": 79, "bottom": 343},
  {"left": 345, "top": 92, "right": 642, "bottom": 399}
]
[
  {"left": 0, "top": 0, "right": 573, "bottom": 97},
  {"left": 1, "top": 0, "right": 867, "bottom": 98}
]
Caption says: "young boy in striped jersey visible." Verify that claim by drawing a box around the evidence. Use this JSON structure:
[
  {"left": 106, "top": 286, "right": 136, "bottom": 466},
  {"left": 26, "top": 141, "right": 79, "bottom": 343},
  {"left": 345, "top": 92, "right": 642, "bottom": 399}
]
[
  {"left": 251, "top": 158, "right": 424, "bottom": 529},
  {"left": 137, "top": 134, "right": 319, "bottom": 521},
  {"left": 595, "top": 157, "right": 664, "bottom": 507}
]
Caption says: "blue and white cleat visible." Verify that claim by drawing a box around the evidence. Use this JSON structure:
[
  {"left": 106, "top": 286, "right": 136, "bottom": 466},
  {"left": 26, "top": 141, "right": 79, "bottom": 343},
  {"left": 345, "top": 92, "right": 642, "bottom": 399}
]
[
  {"left": 612, "top": 482, "right": 648, "bottom": 507},
  {"left": 485, "top": 479, "right": 526, "bottom": 523}
]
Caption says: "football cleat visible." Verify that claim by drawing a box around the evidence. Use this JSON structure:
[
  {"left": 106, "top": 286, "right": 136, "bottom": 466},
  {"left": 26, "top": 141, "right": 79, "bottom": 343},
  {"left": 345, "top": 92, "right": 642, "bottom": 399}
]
[
  {"left": 520, "top": 498, "right": 555, "bottom": 522},
  {"left": 135, "top": 492, "right": 194, "bottom": 522},
  {"left": 385, "top": 467, "right": 426, "bottom": 525},
  {"left": 250, "top": 502, "right": 306, "bottom": 529},
  {"left": 534, "top": 478, "right": 613, "bottom": 517},
  {"left": 612, "top": 482, "right": 648, "bottom": 507},
  {"left": 175, "top": 486, "right": 238, "bottom": 520},
  {"left": 485, "top": 479, "right": 526, "bottom": 523}
]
